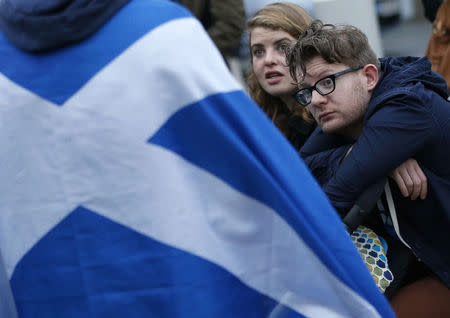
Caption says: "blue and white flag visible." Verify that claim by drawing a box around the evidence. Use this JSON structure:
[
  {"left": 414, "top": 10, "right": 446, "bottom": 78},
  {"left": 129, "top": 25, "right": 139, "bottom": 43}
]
[{"left": 0, "top": 0, "right": 394, "bottom": 317}]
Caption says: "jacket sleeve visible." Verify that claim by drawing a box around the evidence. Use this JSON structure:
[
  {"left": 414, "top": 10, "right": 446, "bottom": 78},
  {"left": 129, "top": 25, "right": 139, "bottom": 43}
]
[
  {"left": 302, "top": 145, "right": 351, "bottom": 187},
  {"left": 300, "top": 127, "right": 353, "bottom": 186},
  {"left": 208, "top": 0, "right": 246, "bottom": 55},
  {"left": 324, "top": 93, "right": 434, "bottom": 211},
  {"left": 300, "top": 127, "right": 353, "bottom": 157}
]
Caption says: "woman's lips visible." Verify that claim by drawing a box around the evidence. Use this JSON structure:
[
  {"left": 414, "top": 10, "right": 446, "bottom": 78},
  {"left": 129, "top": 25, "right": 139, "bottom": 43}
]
[{"left": 265, "top": 72, "right": 283, "bottom": 84}]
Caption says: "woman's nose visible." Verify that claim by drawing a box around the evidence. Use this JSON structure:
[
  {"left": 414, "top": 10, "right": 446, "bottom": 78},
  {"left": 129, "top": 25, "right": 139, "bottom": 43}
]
[{"left": 264, "top": 50, "right": 279, "bottom": 65}]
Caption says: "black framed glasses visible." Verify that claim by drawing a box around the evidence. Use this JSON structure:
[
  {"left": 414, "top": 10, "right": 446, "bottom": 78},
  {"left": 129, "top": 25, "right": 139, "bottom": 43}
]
[{"left": 293, "top": 66, "right": 364, "bottom": 107}]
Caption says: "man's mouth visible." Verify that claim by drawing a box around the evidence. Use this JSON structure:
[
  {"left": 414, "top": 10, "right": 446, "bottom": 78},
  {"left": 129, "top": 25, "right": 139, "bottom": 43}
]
[{"left": 319, "top": 112, "right": 333, "bottom": 121}]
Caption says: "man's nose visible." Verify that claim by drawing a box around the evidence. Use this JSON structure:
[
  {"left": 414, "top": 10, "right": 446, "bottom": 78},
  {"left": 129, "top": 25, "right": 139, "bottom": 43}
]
[{"left": 310, "top": 89, "right": 327, "bottom": 107}]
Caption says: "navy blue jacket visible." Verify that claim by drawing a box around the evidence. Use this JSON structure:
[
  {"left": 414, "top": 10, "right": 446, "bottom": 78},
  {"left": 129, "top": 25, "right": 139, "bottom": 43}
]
[
  {"left": 0, "top": 0, "right": 129, "bottom": 52},
  {"left": 301, "top": 56, "right": 450, "bottom": 287}
]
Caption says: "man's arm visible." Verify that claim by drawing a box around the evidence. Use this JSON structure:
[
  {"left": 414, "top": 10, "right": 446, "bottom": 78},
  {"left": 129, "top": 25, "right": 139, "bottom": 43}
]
[
  {"left": 300, "top": 126, "right": 354, "bottom": 186},
  {"left": 324, "top": 95, "right": 434, "bottom": 211},
  {"left": 302, "top": 145, "right": 351, "bottom": 187}
]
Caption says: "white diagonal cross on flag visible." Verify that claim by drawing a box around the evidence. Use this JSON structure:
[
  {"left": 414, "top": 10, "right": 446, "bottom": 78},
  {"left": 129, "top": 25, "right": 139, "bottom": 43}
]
[{"left": 0, "top": 17, "right": 241, "bottom": 278}]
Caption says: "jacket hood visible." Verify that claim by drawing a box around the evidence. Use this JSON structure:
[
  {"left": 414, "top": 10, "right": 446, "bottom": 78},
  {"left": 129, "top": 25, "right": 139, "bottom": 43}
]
[
  {"left": 0, "top": 0, "right": 130, "bottom": 52},
  {"left": 375, "top": 56, "right": 449, "bottom": 100}
]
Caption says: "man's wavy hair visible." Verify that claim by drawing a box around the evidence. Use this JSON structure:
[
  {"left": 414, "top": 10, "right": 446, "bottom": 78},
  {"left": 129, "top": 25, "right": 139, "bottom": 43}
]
[
  {"left": 246, "top": 2, "right": 314, "bottom": 141},
  {"left": 287, "top": 20, "right": 381, "bottom": 83}
]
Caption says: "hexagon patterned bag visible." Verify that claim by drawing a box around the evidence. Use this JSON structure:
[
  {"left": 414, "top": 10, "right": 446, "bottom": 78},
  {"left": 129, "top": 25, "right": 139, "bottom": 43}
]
[{"left": 351, "top": 225, "right": 394, "bottom": 293}]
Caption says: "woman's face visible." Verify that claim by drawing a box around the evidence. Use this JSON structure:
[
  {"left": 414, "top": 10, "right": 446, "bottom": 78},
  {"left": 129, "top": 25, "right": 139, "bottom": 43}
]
[{"left": 250, "top": 27, "right": 297, "bottom": 103}]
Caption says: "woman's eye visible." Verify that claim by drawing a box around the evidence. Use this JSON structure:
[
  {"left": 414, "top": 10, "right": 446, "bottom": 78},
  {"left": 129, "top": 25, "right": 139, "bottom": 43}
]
[
  {"left": 253, "top": 49, "right": 264, "bottom": 56},
  {"left": 279, "top": 44, "right": 289, "bottom": 52}
]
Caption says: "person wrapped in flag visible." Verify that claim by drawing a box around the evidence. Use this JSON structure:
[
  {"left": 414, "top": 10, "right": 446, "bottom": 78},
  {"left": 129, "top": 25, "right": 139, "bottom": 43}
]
[{"left": 0, "top": 0, "right": 394, "bottom": 317}]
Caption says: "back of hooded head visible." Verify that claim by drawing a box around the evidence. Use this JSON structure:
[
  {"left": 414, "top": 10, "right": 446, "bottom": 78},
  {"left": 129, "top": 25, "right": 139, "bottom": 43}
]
[{"left": 0, "top": 0, "right": 130, "bottom": 52}]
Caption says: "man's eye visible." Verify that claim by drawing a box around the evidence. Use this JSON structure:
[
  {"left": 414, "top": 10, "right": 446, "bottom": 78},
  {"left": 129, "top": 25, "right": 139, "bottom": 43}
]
[{"left": 321, "top": 78, "right": 333, "bottom": 87}]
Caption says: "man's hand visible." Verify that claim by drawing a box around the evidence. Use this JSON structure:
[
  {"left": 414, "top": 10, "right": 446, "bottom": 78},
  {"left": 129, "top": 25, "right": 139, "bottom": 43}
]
[{"left": 390, "top": 158, "right": 427, "bottom": 200}]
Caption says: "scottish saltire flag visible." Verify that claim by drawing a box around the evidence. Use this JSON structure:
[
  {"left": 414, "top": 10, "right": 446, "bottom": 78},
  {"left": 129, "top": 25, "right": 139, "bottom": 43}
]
[{"left": 0, "top": 0, "right": 394, "bottom": 317}]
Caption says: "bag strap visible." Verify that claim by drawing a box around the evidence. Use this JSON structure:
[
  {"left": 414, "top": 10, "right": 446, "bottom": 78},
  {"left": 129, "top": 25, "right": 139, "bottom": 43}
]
[{"left": 384, "top": 181, "right": 411, "bottom": 249}]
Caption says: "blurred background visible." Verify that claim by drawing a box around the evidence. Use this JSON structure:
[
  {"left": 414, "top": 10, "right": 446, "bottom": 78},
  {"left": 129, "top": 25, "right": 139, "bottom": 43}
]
[
  {"left": 375, "top": 0, "right": 432, "bottom": 56},
  {"left": 231, "top": 0, "right": 433, "bottom": 85}
]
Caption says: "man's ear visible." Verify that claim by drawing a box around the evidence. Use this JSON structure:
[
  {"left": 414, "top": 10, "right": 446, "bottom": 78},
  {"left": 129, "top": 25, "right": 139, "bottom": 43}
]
[{"left": 363, "top": 64, "right": 379, "bottom": 91}]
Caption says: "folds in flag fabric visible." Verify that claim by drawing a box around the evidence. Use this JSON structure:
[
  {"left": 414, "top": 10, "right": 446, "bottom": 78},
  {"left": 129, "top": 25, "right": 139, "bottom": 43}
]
[{"left": 0, "top": 0, "right": 394, "bottom": 317}]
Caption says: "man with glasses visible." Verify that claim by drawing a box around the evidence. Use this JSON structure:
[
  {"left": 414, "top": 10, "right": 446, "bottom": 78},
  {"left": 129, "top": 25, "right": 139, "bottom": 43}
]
[{"left": 287, "top": 20, "right": 450, "bottom": 315}]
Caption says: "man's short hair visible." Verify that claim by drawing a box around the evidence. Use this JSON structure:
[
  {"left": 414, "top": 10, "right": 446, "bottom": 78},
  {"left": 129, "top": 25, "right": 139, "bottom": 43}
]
[{"left": 287, "top": 20, "right": 381, "bottom": 82}]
